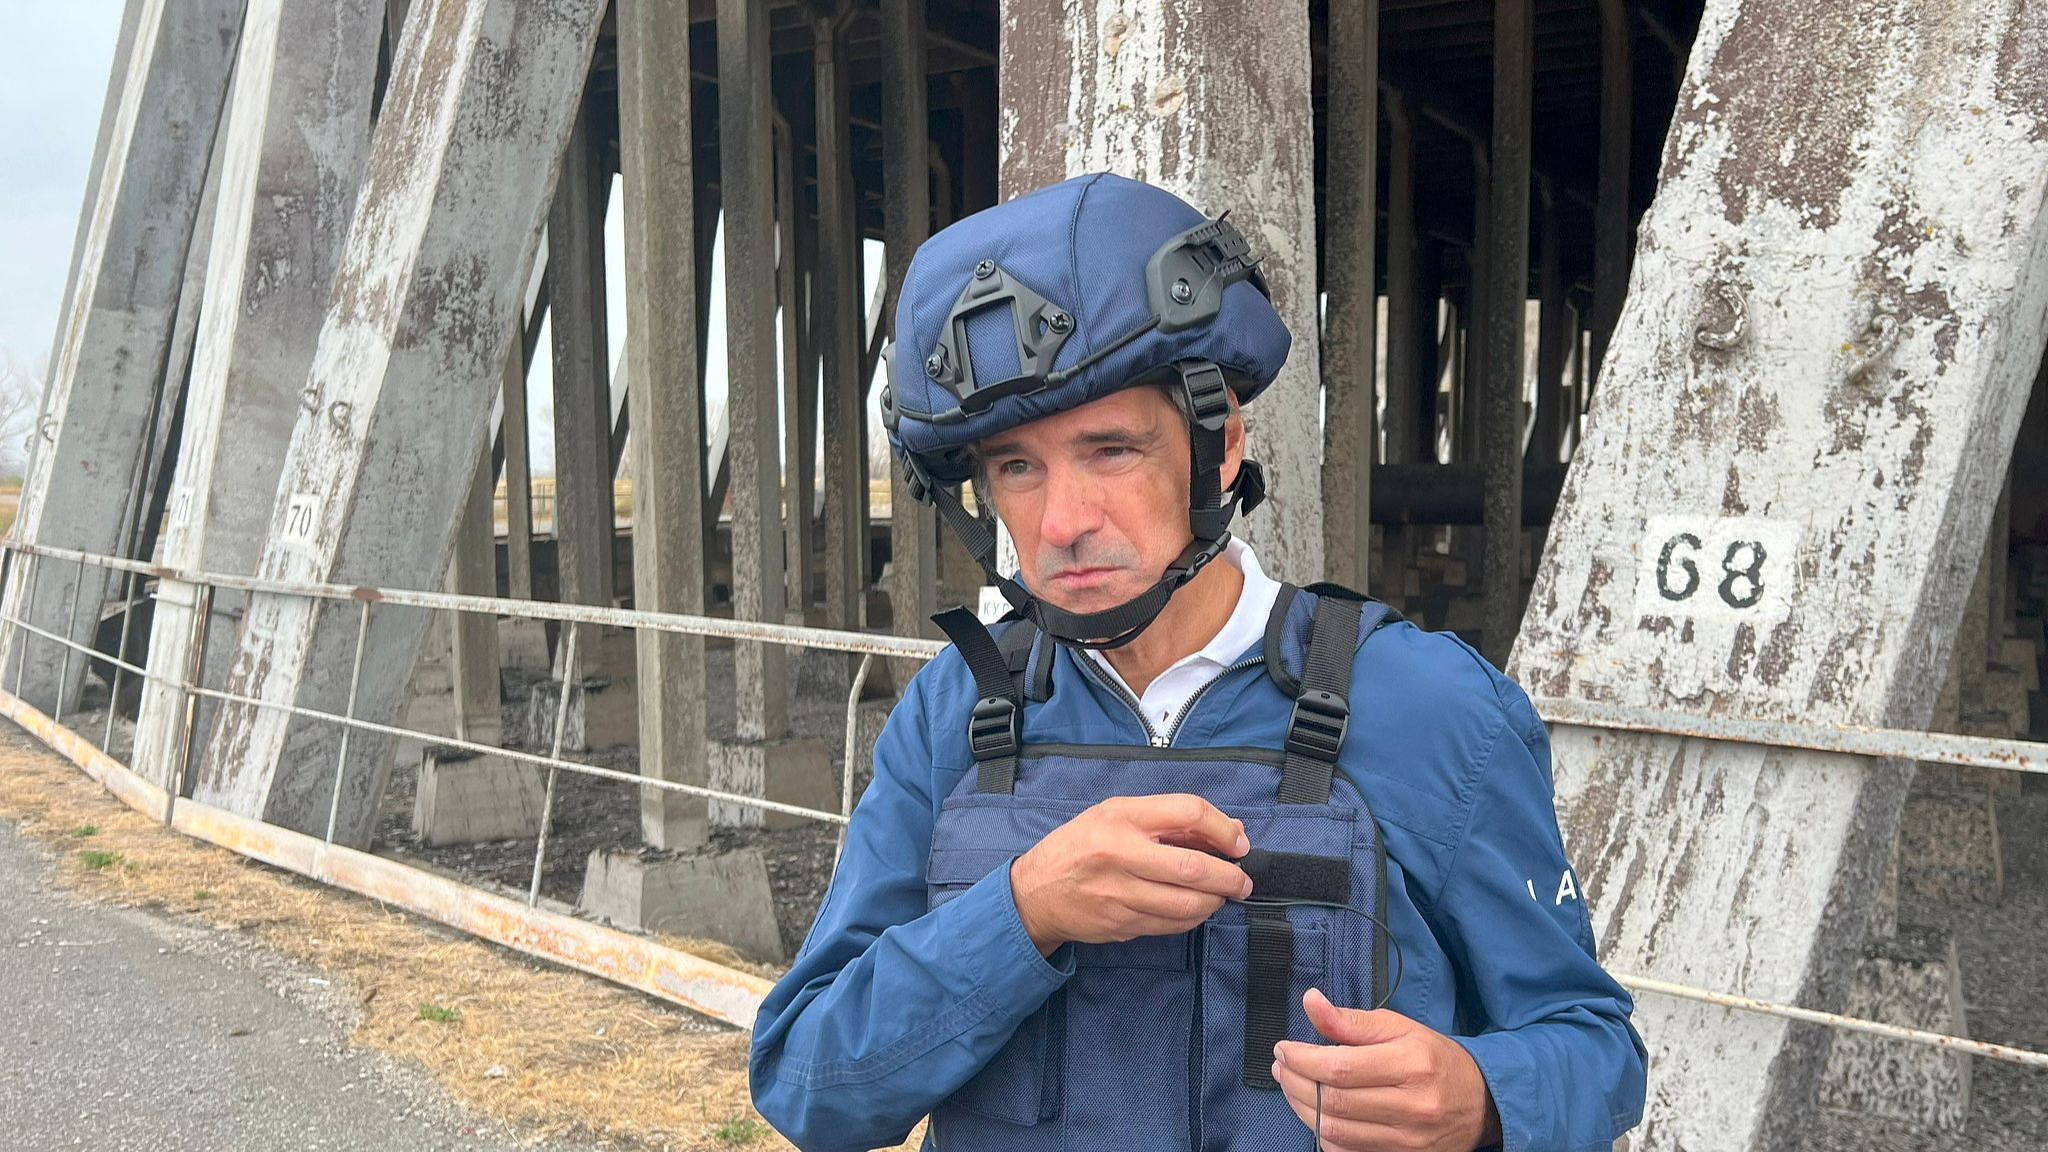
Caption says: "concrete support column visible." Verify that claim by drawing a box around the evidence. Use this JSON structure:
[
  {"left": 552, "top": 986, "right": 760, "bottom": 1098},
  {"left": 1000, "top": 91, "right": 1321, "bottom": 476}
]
[
  {"left": 196, "top": 0, "right": 607, "bottom": 849},
  {"left": 131, "top": 0, "right": 384, "bottom": 786},
  {"left": 0, "top": 0, "right": 244, "bottom": 712},
  {"left": 720, "top": 0, "right": 789, "bottom": 742},
  {"left": 1320, "top": 0, "right": 1379, "bottom": 592},
  {"left": 1529, "top": 178, "right": 1566, "bottom": 470},
  {"left": 776, "top": 113, "right": 816, "bottom": 618},
  {"left": 450, "top": 436, "right": 502, "bottom": 746},
  {"left": 1591, "top": 0, "right": 1632, "bottom": 388},
  {"left": 884, "top": 0, "right": 936, "bottom": 674},
  {"left": 549, "top": 85, "right": 616, "bottom": 616},
  {"left": 618, "top": 0, "right": 709, "bottom": 851},
  {"left": 815, "top": 10, "right": 866, "bottom": 641},
  {"left": 501, "top": 319, "right": 536, "bottom": 600},
  {"left": 1509, "top": 3, "right": 2048, "bottom": 1145},
  {"left": 1479, "top": 0, "right": 1533, "bottom": 668},
  {"left": 999, "top": 0, "right": 1324, "bottom": 581},
  {"left": 1382, "top": 89, "right": 1422, "bottom": 469}
]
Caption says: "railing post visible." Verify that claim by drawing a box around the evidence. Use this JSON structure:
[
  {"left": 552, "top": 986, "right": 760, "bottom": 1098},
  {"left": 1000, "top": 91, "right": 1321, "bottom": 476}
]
[
  {"left": 11, "top": 550, "right": 40, "bottom": 696},
  {"left": 171, "top": 581, "right": 217, "bottom": 824},
  {"left": 835, "top": 652, "right": 873, "bottom": 862},
  {"left": 324, "top": 598, "right": 374, "bottom": 845},
  {"left": 528, "top": 623, "right": 581, "bottom": 906},
  {"left": 102, "top": 567, "right": 140, "bottom": 752},
  {"left": 52, "top": 557, "right": 87, "bottom": 725}
]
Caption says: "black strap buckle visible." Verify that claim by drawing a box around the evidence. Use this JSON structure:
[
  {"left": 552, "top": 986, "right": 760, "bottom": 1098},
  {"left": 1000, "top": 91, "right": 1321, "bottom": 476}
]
[
  {"left": 1285, "top": 688, "right": 1349, "bottom": 762},
  {"left": 968, "top": 695, "right": 1020, "bottom": 761},
  {"left": 1183, "top": 361, "right": 1232, "bottom": 434}
]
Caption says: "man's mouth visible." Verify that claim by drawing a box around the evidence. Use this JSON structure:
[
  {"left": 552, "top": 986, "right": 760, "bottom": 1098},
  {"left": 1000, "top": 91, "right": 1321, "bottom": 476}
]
[{"left": 1047, "top": 565, "right": 1119, "bottom": 589}]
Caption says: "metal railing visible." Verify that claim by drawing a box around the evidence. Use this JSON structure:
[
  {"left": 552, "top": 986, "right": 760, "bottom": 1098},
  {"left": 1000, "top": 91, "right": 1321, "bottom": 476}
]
[{"left": 1, "top": 538, "right": 2044, "bottom": 1073}]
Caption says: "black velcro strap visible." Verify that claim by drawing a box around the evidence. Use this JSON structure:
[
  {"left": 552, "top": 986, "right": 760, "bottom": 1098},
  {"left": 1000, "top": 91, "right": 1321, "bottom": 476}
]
[
  {"left": 932, "top": 608, "right": 1021, "bottom": 794},
  {"left": 1243, "top": 906, "right": 1293, "bottom": 1089},
  {"left": 1277, "top": 596, "right": 1363, "bottom": 804},
  {"left": 1238, "top": 849, "right": 1352, "bottom": 905}
]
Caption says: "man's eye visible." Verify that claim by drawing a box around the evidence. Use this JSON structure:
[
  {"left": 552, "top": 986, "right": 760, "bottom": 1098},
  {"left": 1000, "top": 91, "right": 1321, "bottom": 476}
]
[
  {"left": 1098, "top": 445, "right": 1132, "bottom": 459},
  {"left": 997, "top": 459, "right": 1031, "bottom": 477}
]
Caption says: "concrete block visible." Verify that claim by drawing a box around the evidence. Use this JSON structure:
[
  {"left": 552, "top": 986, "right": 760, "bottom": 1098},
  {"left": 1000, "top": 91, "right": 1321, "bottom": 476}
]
[
  {"left": 497, "top": 617, "right": 551, "bottom": 674},
  {"left": 1815, "top": 926, "right": 1970, "bottom": 1133},
  {"left": 1896, "top": 782, "right": 2003, "bottom": 905},
  {"left": 578, "top": 846, "right": 784, "bottom": 962},
  {"left": 2000, "top": 637, "right": 2039, "bottom": 691},
  {"left": 708, "top": 738, "right": 835, "bottom": 829},
  {"left": 523, "top": 673, "right": 637, "bottom": 752},
  {"left": 1985, "top": 665, "right": 2029, "bottom": 727},
  {"left": 411, "top": 749, "right": 546, "bottom": 847}
]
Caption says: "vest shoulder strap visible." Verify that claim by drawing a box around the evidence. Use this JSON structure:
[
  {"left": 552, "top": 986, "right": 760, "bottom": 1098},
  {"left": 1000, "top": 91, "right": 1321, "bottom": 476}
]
[
  {"left": 931, "top": 608, "right": 1022, "bottom": 795},
  {"left": 1274, "top": 584, "right": 1400, "bottom": 804}
]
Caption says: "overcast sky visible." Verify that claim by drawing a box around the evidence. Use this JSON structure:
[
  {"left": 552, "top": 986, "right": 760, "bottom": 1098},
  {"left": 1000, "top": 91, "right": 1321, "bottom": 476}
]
[
  {"left": 0, "top": 1, "right": 124, "bottom": 371},
  {"left": 0, "top": 2, "right": 890, "bottom": 478}
]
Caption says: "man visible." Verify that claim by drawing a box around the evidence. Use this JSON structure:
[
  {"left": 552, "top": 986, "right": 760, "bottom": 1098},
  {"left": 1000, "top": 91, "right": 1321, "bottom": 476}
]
[{"left": 751, "top": 172, "right": 1646, "bottom": 1152}]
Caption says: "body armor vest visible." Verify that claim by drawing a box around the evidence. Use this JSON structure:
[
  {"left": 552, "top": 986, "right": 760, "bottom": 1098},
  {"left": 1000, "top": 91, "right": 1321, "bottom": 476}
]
[{"left": 923, "top": 586, "right": 1400, "bottom": 1151}]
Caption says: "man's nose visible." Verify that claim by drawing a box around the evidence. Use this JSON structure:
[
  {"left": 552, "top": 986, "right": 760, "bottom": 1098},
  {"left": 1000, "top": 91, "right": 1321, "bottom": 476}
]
[{"left": 1036, "top": 460, "right": 1103, "bottom": 550}]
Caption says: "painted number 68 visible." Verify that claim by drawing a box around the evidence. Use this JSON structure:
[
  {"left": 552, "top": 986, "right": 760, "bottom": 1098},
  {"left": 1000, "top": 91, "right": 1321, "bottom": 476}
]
[{"left": 1655, "top": 532, "right": 1767, "bottom": 609}]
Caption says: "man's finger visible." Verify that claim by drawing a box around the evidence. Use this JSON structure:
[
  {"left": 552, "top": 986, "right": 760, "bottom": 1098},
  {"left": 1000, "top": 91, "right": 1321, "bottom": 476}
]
[
  {"left": 1126, "top": 841, "right": 1254, "bottom": 899},
  {"left": 1269, "top": 1061, "right": 1415, "bottom": 1151},
  {"left": 1304, "top": 988, "right": 1414, "bottom": 1048},
  {"left": 1118, "top": 877, "right": 1230, "bottom": 925},
  {"left": 1120, "top": 793, "right": 1248, "bottom": 857},
  {"left": 1273, "top": 1038, "right": 1414, "bottom": 1090}
]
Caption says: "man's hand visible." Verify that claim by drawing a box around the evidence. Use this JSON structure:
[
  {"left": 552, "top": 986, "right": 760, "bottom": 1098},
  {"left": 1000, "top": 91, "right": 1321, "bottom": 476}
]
[
  {"left": 1009, "top": 793, "right": 1252, "bottom": 955},
  {"left": 1271, "top": 989, "right": 1502, "bottom": 1152}
]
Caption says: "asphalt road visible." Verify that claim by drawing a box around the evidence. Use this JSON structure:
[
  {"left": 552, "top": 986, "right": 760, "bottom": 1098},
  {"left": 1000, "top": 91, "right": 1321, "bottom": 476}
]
[{"left": 0, "top": 818, "right": 582, "bottom": 1152}]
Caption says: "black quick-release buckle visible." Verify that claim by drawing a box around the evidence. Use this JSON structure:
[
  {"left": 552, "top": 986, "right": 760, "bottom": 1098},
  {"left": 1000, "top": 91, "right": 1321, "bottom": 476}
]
[
  {"left": 968, "top": 695, "right": 1021, "bottom": 761},
  {"left": 1183, "top": 361, "right": 1232, "bottom": 434},
  {"left": 1285, "top": 689, "right": 1350, "bottom": 761}
]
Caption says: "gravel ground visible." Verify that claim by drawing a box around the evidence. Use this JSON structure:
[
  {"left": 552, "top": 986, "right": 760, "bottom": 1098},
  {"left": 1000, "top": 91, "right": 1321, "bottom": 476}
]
[
  {"left": 0, "top": 817, "right": 594, "bottom": 1152},
  {"left": 372, "top": 648, "right": 875, "bottom": 960}
]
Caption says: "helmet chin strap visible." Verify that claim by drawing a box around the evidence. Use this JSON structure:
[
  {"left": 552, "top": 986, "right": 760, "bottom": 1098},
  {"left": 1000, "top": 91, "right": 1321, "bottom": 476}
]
[{"left": 910, "top": 360, "right": 1267, "bottom": 651}]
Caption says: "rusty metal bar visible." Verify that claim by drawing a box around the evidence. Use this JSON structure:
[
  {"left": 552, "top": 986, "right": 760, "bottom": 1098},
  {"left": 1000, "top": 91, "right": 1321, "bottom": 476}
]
[
  {"left": 101, "top": 568, "right": 139, "bottom": 751},
  {"left": 52, "top": 559, "right": 85, "bottom": 725},
  {"left": 9, "top": 552, "right": 35, "bottom": 695},
  {"left": 836, "top": 651, "right": 874, "bottom": 861},
  {"left": 1616, "top": 973, "right": 2048, "bottom": 1070},
  {"left": 1533, "top": 696, "right": 2048, "bottom": 777},
  {"left": 529, "top": 623, "right": 582, "bottom": 906},
  {"left": 174, "top": 582, "right": 217, "bottom": 814},
  {"left": 323, "top": 599, "right": 374, "bottom": 845},
  {"left": 1, "top": 539, "right": 945, "bottom": 661}
]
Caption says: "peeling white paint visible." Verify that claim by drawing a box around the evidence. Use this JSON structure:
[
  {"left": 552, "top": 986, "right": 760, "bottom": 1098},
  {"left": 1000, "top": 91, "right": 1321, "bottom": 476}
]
[{"left": 1511, "top": 2, "right": 2048, "bottom": 1147}]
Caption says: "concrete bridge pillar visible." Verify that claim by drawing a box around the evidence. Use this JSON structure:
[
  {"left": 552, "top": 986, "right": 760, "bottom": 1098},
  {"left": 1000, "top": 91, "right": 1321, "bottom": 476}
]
[{"left": 1509, "top": 3, "right": 2048, "bottom": 1147}]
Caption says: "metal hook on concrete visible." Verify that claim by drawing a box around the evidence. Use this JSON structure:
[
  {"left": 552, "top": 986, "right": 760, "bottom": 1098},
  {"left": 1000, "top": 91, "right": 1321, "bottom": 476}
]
[
  {"left": 327, "top": 399, "right": 353, "bottom": 433},
  {"left": 1845, "top": 310, "right": 1900, "bottom": 383},
  {"left": 300, "top": 385, "right": 321, "bottom": 413},
  {"left": 1694, "top": 282, "right": 1748, "bottom": 351},
  {"left": 37, "top": 415, "right": 56, "bottom": 443}
]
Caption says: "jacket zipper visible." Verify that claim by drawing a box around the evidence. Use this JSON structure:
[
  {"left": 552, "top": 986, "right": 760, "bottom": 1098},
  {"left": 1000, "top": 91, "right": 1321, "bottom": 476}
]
[
  {"left": 1188, "top": 922, "right": 1206, "bottom": 1152},
  {"left": 1161, "top": 656, "right": 1263, "bottom": 747},
  {"left": 1078, "top": 654, "right": 1267, "bottom": 748}
]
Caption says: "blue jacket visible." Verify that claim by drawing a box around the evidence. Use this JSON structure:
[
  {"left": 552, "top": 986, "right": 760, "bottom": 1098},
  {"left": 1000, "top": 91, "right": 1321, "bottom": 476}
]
[{"left": 751, "top": 602, "right": 1647, "bottom": 1152}]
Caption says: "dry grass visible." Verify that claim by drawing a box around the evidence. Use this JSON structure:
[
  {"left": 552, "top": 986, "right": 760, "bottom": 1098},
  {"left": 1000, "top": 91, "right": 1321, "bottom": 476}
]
[{"left": 0, "top": 730, "right": 925, "bottom": 1151}]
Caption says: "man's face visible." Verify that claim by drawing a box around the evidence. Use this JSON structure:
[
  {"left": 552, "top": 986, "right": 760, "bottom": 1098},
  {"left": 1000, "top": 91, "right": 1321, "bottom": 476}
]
[{"left": 975, "top": 385, "right": 1242, "bottom": 616}]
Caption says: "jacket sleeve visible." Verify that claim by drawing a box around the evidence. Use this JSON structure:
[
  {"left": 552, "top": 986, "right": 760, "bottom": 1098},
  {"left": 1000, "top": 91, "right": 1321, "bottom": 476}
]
[
  {"left": 1429, "top": 680, "right": 1649, "bottom": 1152},
  {"left": 749, "top": 662, "right": 1077, "bottom": 1152}
]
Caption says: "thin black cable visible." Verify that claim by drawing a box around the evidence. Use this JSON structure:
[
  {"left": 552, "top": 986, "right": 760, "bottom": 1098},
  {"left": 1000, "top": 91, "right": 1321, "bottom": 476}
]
[{"left": 1228, "top": 894, "right": 1405, "bottom": 1150}]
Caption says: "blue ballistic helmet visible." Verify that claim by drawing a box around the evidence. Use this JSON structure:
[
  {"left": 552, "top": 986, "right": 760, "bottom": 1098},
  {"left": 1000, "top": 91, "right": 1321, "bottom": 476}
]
[{"left": 882, "top": 172, "right": 1292, "bottom": 649}]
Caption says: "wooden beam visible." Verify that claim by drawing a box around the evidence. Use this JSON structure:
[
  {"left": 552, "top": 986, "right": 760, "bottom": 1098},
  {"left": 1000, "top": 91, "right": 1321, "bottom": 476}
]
[{"left": 1478, "top": 0, "right": 1532, "bottom": 665}]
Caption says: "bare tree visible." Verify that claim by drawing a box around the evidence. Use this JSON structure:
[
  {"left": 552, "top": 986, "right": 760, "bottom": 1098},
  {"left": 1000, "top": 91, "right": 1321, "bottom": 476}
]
[{"left": 0, "top": 347, "right": 47, "bottom": 480}]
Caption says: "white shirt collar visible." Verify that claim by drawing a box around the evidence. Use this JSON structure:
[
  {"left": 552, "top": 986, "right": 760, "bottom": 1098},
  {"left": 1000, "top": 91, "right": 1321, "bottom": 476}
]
[{"left": 1083, "top": 536, "right": 1283, "bottom": 688}]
